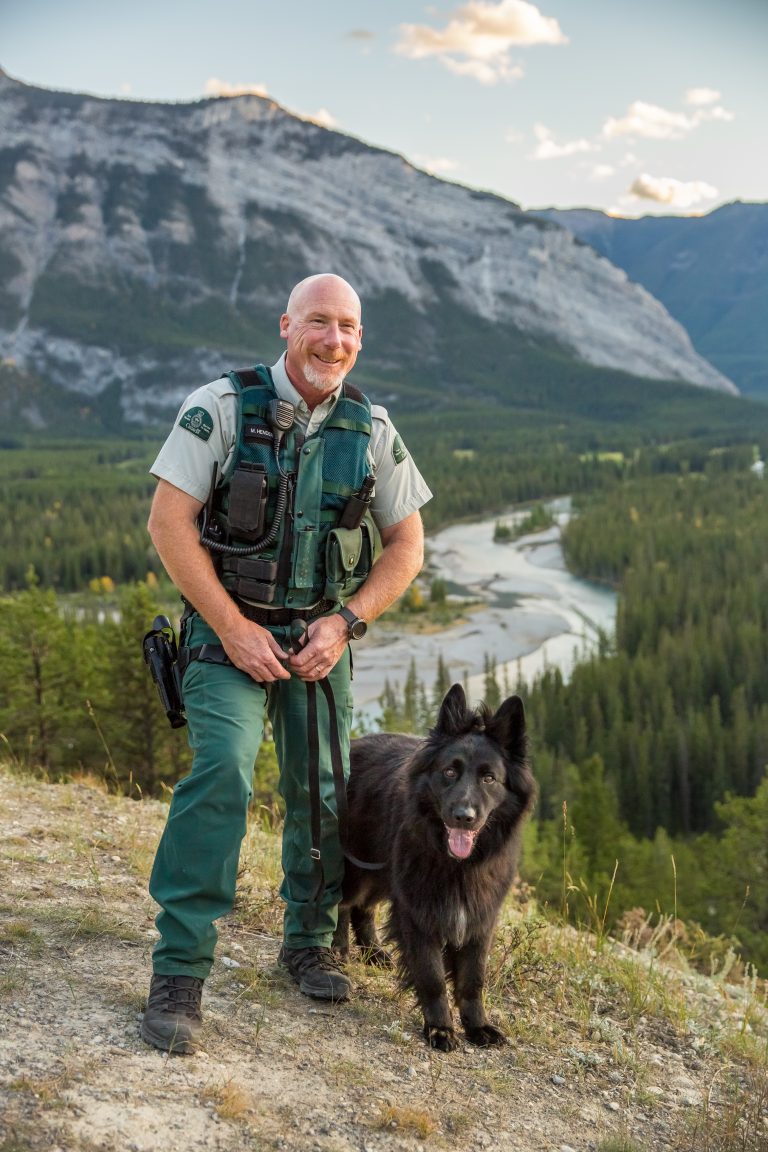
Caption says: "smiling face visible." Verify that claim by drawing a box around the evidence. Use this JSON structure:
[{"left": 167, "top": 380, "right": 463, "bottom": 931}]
[{"left": 280, "top": 274, "right": 363, "bottom": 407}]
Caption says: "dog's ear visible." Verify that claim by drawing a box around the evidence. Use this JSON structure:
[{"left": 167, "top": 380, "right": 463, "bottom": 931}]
[
  {"left": 486, "top": 694, "right": 526, "bottom": 760},
  {"left": 435, "top": 683, "right": 469, "bottom": 735}
]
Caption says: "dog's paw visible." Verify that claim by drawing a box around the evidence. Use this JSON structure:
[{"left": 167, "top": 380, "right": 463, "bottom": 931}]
[
  {"left": 424, "top": 1024, "right": 459, "bottom": 1052},
  {"left": 464, "top": 1023, "right": 507, "bottom": 1047}
]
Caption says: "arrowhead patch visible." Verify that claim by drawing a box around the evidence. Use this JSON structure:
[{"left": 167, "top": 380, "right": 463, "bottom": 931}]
[
  {"left": 392, "top": 434, "right": 408, "bottom": 465},
  {"left": 179, "top": 406, "right": 213, "bottom": 441}
]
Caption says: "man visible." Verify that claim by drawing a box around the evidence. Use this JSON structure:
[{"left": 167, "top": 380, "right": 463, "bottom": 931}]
[{"left": 141, "top": 273, "right": 432, "bottom": 1053}]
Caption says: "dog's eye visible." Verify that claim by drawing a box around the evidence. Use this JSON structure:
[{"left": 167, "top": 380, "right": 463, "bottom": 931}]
[
  {"left": 482, "top": 773, "right": 496, "bottom": 784},
  {"left": 443, "top": 766, "right": 458, "bottom": 780}
]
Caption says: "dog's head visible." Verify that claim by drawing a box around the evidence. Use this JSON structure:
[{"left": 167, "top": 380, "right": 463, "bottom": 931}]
[{"left": 411, "top": 683, "right": 535, "bottom": 861}]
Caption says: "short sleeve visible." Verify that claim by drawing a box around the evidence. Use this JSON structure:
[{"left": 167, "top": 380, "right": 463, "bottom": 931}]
[
  {"left": 150, "top": 380, "right": 238, "bottom": 502},
  {"left": 368, "top": 405, "right": 433, "bottom": 528}
]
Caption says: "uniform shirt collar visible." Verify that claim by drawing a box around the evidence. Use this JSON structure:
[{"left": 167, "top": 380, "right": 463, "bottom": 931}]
[{"left": 270, "top": 352, "right": 342, "bottom": 432}]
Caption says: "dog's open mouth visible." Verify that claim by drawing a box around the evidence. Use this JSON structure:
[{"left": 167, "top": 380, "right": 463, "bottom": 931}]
[{"left": 445, "top": 826, "right": 478, "bottom": 860}]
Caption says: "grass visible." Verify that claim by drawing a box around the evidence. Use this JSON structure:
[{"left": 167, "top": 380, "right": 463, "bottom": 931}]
[
  {"left": 36, "top": 904, "right": 146, "bottom": 945},
  {"left": 202, "top": 1078, "right": 254, "bottom": 1121},
  {"left": 0, "top": 920, "right": 45, "bottom": 955},
  {"left": 1, "top": 759, "right": 767, "bottom": 1152},
  {"left": 377, "top": 1104, "right": 438, "bottom": 1138}
]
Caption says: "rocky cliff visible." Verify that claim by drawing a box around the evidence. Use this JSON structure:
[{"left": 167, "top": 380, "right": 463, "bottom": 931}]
[
  {"left": 536, "top": 202, "right": 768, "bottom": 400},
  {"left": 0, "top": 68, "right": 735, "bottom": 429}
]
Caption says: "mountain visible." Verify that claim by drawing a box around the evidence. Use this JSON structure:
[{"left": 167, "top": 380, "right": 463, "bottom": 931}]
[
  {"left": 0, "top": 68, "right": 736, "bottom": 433},
  {"left": 534, "top": 203, "right": 768, "bottom": 400}
]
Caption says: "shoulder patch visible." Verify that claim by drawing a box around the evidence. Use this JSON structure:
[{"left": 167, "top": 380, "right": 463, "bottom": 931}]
[
  {"left": 179, "top": 406, "right": 214, "bottom": 441},
  {"left": 392, "top": 434, "right": 408, "bottom": 466}
]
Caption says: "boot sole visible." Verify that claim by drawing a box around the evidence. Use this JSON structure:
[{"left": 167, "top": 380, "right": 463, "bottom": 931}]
[{"left": 140, "top": 1018, "right": 199, "bottom": 1055}]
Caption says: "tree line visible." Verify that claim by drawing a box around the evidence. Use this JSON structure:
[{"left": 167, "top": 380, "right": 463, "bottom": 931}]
[{"left": 2, "top": 437, "right": 767, "bottom": 970}]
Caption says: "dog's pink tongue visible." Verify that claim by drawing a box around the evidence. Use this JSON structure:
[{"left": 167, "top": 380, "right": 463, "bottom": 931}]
[{"left": 447, "top": 828, "right": 476, "bottom": 859}]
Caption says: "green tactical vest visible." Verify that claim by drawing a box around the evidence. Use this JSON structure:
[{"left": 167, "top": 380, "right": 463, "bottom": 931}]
[{"left": 208, "top": 365, "right": 381, "bottom": 610}]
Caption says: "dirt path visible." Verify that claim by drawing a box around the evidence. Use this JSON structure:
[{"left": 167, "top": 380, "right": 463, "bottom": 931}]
[{"left": 1, "top": 769, "right": 766, "bottom": 1152}]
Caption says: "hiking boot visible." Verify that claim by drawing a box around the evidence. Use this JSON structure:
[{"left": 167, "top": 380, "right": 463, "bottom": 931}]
[
  {"left": 140, "top": 973, "right": 203, "bottom": 1054},
  {"left": 278, "top": 945, "right": 352, "bottom": 1001}
]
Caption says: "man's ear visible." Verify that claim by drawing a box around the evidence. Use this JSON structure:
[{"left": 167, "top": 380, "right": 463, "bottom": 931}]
[
  {"left": 357, "top": 324, "right": 363, "bottom": 350},
  {"left": 279, "top": 313, "right": 290, "bottom": 339}
]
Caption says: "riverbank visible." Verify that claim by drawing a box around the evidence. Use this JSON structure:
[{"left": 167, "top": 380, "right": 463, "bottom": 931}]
[{"left": 352, "top": 500, "right": 616, "bottom": 722}]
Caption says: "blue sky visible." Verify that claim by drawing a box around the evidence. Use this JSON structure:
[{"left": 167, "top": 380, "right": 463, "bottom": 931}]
[{"left": 3, "top": 0, "right": 766, "bottom": 216}]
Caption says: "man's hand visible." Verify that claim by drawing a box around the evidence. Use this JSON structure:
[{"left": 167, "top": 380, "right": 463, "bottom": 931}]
[
  {"left": 219, "top": 619, "right": 292, "bottom": 682},
  {"left": 286, "top": 614, "right": 349, "bottom": 680}
]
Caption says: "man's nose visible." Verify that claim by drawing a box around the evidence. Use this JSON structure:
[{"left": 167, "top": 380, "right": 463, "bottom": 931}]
[{"left": 322, "top": 322, "right": 343, "bottom": 345}]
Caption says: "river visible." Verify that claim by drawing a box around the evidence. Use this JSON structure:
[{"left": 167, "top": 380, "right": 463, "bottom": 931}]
[{"left": 351, "top": 498, "right": 617, "bottom": 722}]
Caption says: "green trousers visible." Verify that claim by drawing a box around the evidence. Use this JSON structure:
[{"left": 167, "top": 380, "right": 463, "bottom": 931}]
[{"left": 149, "top": 612, "right": 353, "bottom": 978}]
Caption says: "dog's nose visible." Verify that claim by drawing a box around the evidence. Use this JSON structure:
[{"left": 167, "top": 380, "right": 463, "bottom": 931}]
[{"left": 453, "top": 805, "right": 477, "bottom": 825}]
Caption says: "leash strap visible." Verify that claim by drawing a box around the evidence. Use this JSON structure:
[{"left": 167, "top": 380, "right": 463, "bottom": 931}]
[
  {"left": 304, "top": 680, "right": 325, "bottom": 930},
  {"left": 302, "top": 671, "right": 386, "bottom": 932},
  {"left": 318, "top": 677, "right": 385, "bottom": 872}
]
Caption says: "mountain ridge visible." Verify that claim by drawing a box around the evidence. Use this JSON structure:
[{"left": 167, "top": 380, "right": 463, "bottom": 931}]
[
  {"left": 535, "top": 201, "right": 768, "bottom": 399},
  {"left": 0, "top": 68, "right": 736, "bottom": 432}
]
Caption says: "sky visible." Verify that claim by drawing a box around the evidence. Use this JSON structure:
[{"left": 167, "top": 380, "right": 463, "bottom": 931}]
[{"left": 2, "top": 0, "right": 766, "bottom": 217}]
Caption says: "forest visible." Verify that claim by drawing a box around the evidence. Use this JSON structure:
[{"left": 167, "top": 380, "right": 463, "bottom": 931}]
[{"left": 2, "top": 428, "right": 768, "bottom": 974}]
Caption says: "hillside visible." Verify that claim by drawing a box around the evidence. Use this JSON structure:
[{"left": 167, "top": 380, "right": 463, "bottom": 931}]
[
  {"left": 535, "top": 203, "right": 768, "bottom": 400},
  {"left": 0, "top": 67, "right": 735, "bottom": 439},
  {"left": 2, "top": 765, "right": 767, "bottom": 1152}
]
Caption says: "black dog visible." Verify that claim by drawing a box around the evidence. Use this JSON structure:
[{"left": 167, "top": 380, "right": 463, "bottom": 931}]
[{"left": 333, "top": 683, "right": 535, "bottom": 1051}]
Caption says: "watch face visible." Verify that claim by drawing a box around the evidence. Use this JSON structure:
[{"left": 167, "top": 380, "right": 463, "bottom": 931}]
[
  {"left": 341, "top": 608, "right": 367, "bottom": 639},
  {"left": 350, "top": 618, "right": 367, "bottom": 640}
]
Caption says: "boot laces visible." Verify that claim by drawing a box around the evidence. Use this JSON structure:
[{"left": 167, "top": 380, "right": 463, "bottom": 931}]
[
  {"left": 149, "top": 975, "right": 203, "bottom": 1020},
  {"left": 291, "top": 947, "right": 345, "bottom": 976}
]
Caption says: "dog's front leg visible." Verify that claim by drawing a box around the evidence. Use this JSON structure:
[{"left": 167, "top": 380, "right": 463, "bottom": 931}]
[
  {"left": 397, "top": 924, "right": 457, "bottom": 1051},
  {"left": 451, "top": 938, "right": 506, "bottom": 1046},
  {"left": 332, "top": 906, "right": 351, "bottom": 958},
  {"left": 351, "top": 906, "right": 393, "bottom": 967}
]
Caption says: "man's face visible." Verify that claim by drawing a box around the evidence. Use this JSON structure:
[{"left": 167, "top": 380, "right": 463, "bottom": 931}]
[{"left": 280, "top": 278, "right": 362, "bottom": 400}]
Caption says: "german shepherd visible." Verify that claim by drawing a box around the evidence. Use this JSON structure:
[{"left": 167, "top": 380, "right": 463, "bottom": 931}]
[{"left": 334, "top": 683, "right": 535, "bottom": 1051}]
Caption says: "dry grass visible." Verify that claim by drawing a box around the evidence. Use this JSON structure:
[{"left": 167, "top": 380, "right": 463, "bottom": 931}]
[
  {"left": 1, "top": 760, "right": 767, "bottom": 1152},
  {"left": 201, "top": 1078, "right": 254, "bottom": 1121},
  {"left": 377, "top": 1104, "right": 439, "bottom": 1138}
]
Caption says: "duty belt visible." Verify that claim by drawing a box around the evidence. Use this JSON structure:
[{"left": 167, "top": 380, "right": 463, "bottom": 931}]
[{"left": 236, "top": 598, "right": 335, "bottom": 626}]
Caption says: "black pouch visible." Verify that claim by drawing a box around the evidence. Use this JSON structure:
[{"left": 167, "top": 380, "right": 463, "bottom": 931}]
[
  {"left": 227, "top": 463, "right": 268, "bottom": 540},
  {"left": 324, "top": 526, "right": 364, "bottom": 601}
]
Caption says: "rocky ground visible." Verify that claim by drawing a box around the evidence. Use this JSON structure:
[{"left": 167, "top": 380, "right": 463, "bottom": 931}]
[{"left": 1, "top": 767, "right": 767, "bottom": 1152}]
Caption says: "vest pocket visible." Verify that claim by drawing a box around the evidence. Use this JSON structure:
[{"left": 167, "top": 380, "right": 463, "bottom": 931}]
[
  {"left": 294, "top": 526, "right": 319, "bottom": 589},
  {"left": 324, "top": 527, "right": 364, "bottom": 600}
]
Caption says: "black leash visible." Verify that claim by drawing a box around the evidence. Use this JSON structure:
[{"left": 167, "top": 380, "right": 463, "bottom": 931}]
[{"left": 302, "top": 674, "right": 385, "bottom": 933}]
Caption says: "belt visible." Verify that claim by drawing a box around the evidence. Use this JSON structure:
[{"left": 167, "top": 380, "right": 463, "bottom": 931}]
[{"left": 236, "top": 598, "right": 335, "bottom": 626}]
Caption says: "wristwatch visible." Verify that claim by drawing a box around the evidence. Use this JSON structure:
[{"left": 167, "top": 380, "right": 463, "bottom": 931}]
[{"left": 338, "top": 606, "right": 368, "bottom": 641}]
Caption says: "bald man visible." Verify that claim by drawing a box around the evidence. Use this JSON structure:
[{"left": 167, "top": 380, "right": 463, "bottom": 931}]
[{"left": 141, "top": 274, "right": 432, "bottom": 1053}]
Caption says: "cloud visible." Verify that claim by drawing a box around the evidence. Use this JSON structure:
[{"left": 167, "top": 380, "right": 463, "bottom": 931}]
[
  {"left": 443, "top": 55, "right": 523, "bottom": 83},
  {"left": 589, "top": 164, "right": 615, "bottom": 181},
  {"left": 346, "top": 28, "right": 376, "bottom": 41},
  {"left": 413, "top": 154, "right": 461, "bottom": 176},
  {"left": 533, "top": 123, "right": 595, "bottom": 159},
  {"left": 619, "top": 152, "right": 639, "bottom": 167},
  {"left": 625, "top": 172, "right": 719, "bottom": 209},
  {"left": 306, "top": 108, "right": 338, "bottom": 129},
  {"left": 603, "top": 96, "right": 734, "bottom": 140},
  {"left": 205, "top": 78, "right": 268, "bottom": 98},
  {"left": 603, "top": 101, "right": 696, "bottom": 140},
  {"left": 685, "top": 86, "right": 720, "bottom": 106},
  {"left": 395, "top": 0, "right": 566, "bottom": 85}
]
